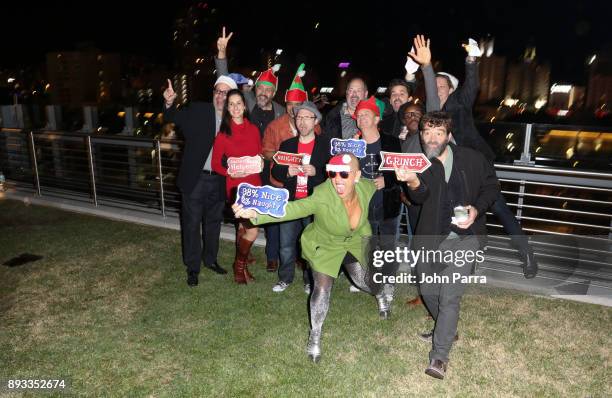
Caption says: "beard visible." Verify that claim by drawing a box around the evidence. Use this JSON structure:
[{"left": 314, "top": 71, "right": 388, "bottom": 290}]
[
  {"left": 422, "top": 140, "right": 449, "bottom": 159},
  {"left": 256, "top": 94, "right": 271, "bottom": 108}
]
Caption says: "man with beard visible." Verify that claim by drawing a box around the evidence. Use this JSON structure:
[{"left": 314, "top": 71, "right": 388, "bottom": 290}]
[
  {"left": 322, "top": 77, "right": 368, "bottom": 139},
  {"left": 215, "top": 27, "right": 284, "bottom": 270},
  {"left": 380, "top": 35, "right": 439, "bottom": 140},
  {"left": 395, "top": 111, "right": 499, "bottom": 379}
]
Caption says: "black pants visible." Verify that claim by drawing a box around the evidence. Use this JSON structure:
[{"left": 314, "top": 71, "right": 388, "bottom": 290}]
[
  {"left": 180, "top": 172, "right": 225, "bottom": 274},
  {"left": 491, "top": 193, "right": 530, "bottom": 253}
]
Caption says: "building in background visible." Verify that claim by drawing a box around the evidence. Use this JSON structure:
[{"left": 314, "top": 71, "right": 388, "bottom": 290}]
[
  {"left": 46, "top": 48, "right": 120, "bottom": 107},
  {"left": 586, "top": 52, "right": 612, "bottom": 115}
]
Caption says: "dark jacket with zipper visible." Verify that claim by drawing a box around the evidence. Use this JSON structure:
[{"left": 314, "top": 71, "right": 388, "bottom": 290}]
[
  {"left": 406, "top": 144, "right": 499, "bottom": 250},
  {"left": 379, "top": 131, "right": 404, "bottom": 220},
  {"left": 271, "top": 134, "right": 331, "bottom": 201}
]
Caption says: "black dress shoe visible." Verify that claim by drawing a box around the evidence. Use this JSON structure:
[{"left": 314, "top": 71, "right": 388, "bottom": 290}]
[
  {"left": 205, "top": 262, "right": 227, "bottom": 275},
  {"left": 520, "top": 250, "right": 539, "bottom": 279},
  {"left": 425, "top": 359, "right": 448, "bottom": 379},
  {"left": 187, "top": 271, "right": 199, "bottom": 287}
]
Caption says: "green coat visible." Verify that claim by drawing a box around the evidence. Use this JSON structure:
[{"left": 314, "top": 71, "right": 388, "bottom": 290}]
[{"left": 252, "top": 179, "right": 377, "bottom": 278}]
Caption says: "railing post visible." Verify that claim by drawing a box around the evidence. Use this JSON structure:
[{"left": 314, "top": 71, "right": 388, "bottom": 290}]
[
  {"left": 515, "top": 123, "right": 535, "bottom": 166},
  {"left": 156, "top": 139, "right": 166, "bottom": 217},
  {"left": 86, "top": 135, "right": 98, "bottom": 207},
  {"left": 28, "top": 131, "right": 41, "bottom": 196}
]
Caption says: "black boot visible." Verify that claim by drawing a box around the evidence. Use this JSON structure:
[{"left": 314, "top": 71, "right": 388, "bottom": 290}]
[{"left": 519, "top": 249, "right": 538, "bottom": 279}]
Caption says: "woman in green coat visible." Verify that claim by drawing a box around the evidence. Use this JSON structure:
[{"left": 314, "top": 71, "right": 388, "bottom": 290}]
[{"left": 233, "top": 153, "right": 389, "bottom": 363}]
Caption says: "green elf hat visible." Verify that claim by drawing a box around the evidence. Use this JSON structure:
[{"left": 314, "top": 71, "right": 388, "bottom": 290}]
[{"left": 285, "top": 63, "right": 308, "bottom": 102}]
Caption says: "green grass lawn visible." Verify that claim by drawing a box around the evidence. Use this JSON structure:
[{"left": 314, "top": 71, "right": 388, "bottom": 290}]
[{"left": 1, "top": 199, "right": 610, "bottom": 397}]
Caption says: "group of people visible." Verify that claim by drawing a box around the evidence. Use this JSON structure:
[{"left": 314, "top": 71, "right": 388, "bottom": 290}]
[{"left": 163, "top": 28, "right": 539, "bottom": 380}]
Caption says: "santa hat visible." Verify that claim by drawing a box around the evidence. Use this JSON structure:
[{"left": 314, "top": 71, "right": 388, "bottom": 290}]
[
  {"left": 437, "top": 72, "right": 459, "bottom": 91},
  {"left": 352, "top": 96, "right": 384, "bottom": 119},
  {"left": 255, "top": 64, "right": 281, "bottom": 89},
  {"left": 326, "top": 154, "right": 353, "bottom": 172},
  {"left": 285, "top": 63, "right": 308, "bottom": 102}
]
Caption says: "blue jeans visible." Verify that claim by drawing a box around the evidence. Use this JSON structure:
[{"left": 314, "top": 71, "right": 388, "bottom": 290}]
[
  {"left": 264, "top": 223, "right": 280, "bottom": 262},
  {"left": 278, "top": 217, "right": 312, "bottom": 285}
]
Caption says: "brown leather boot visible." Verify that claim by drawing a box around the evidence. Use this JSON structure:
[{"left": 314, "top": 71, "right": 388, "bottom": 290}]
[
  {"left": 237, "top": 225, "right": 256, "bottom": 265},
  {"left": 234, "top": 236, "right": 255, "bottom": 284}
]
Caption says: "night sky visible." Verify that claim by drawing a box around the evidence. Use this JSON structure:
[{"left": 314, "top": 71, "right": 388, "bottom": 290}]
[{"left": 4, "top": 1, "right": 611, "bottom": 86}]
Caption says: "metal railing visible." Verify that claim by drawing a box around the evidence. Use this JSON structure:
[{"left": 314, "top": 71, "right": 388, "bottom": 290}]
[{"left": 2, "top": 123, "right": 611, "bottom": 286}]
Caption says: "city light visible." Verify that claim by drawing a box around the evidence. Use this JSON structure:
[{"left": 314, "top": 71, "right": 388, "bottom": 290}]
[
  {"left": 320, "top": 87, "right": 334, "bottom": 94},
  {"left": 557, "top": 110, "right": 569, "bottom": 116},
  {"left": 550, "top": 83, "right": 572, "bottom": 94},
  {"left": 314, "top": 22, "right": 320, "bottom": 29},
  {"left": 503, "top": 98, "right": 519, "bottom": 107},
  {"left": 340, "top": 71, "right": 347, "bottom": 77},
  {"left": 588, "top": 54, "right": 597, "bottom": 65},
  {"left": 275, "top": 49, "right": 283, "bottom": 55},
  {"left": 7, "top": 78, "right": 15, "bottom": 83},
  {"left": 338, "top": 62, "right": 350, "bottom": 69},
  {"left": 534, "top": 99, "right": 547, "bottom": 110},
  {"left": 376, "top": 87, "right": 387, "bottom": 94}
]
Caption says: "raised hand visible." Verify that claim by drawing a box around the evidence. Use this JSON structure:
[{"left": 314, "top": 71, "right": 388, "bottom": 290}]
[
  {"left": 408, "top": 35, "right": 432, "bottom": 66},
  {"left": 217, "top": 26, "right": 234, "bottom": 58},
  {"left": 163, "top": 79, "right": 177, "bottom": 107}
]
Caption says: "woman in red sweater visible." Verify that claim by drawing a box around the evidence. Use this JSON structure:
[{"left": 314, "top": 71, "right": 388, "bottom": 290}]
[{"left": 212, "top": 89, "right": 262, "bottom": 284}]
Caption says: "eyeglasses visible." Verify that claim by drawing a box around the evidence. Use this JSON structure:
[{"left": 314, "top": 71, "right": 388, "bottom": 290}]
[
  {"left": 404, "top": 112, "right": 422, "bottom": 119},
  {"left": 295, "top": 116, "right": 316, "bottom": 122},
  {"left": 213, "top": 89, "right": 229, "bottom": 96},
  {"left": 327, "top": 171, "right": 351, "bottom": 179}
]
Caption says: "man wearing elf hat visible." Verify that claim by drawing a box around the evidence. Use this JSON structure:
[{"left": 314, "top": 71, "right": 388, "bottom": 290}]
[
  {"left": 262, "top": 64, "right": 321, "bottom": 187},
  {"left": 353, "top": 96, "right": 403, "bottom": 308},
  {"left": 214, "top": 26, "right": 284, "bottom": 135}
]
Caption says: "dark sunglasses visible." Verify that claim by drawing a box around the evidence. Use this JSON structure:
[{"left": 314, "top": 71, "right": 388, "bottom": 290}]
[{"left": 328, "top": 171, "right": 350, "bottom": 179}]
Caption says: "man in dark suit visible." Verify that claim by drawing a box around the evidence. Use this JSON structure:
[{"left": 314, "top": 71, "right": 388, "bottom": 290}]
[{"left": 163, "top": 75, "right": 237, "bottom": 286}]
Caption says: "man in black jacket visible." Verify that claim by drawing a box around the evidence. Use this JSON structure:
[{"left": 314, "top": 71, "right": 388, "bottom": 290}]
[
  {"left": 430, "top": 46, "right": 538, "bottom": 278},
  {"left": 396, "top": 112, "right": 499, "bottom": 379},
  {"left": 322, "top": 77, "right": 368, "bottom": 139},
  {"left": 270, "top": 102, "right": 330, "bottom": 293},
  {"left": 162, "top": 75, "right": 235, "bottom": 286}
]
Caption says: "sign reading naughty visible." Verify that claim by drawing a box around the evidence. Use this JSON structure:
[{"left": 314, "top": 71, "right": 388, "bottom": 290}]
[{"left": 235, "top": 183, "right": 289, "bottom": 218}]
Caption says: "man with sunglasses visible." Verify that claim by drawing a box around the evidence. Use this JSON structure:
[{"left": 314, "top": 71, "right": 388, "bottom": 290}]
[
  {"left": 270, "top": 102, "right": 330, "bottom": 293},
  {"left": 233, "top": 153, "right": 383, "bottom": 363}
]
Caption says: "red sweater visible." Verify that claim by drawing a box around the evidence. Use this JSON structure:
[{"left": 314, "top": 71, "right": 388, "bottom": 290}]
[{"left": 212, "top": 119, "right": 262, "bottom": 200}]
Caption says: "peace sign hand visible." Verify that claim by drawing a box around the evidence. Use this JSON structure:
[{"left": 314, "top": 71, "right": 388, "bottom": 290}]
[
  {"left": 163, "top": 79, "right": 177, "bottom": 107},
  {"left": 217, "top": 26, "right": 234, "bottom": 58}
]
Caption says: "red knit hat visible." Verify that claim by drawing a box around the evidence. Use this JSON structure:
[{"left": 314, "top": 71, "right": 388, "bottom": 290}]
[
  {"left": 255, "top": 64, "right": 280, "bottom": 89},
  {"left": 326, "top": 154, "right": 353, "bottom": 172},
  {"left": 352, "top": 96, "right": 380, "bottom": 119}
]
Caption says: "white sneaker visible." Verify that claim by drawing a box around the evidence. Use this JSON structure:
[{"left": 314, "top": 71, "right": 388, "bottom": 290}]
[
  {"left": 304, "top": 284, "right": 311, "bottom": 294},
  {"left": 272, "top": 281, "right": 290, "bottom": 292},
  {"left": 349, "top": 285, "right": 361, "bottom": 293}
]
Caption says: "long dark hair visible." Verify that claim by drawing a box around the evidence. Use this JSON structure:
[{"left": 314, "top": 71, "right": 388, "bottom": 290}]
[{"left": 219, "top": 89, "right": 249, "bottom": 137}]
